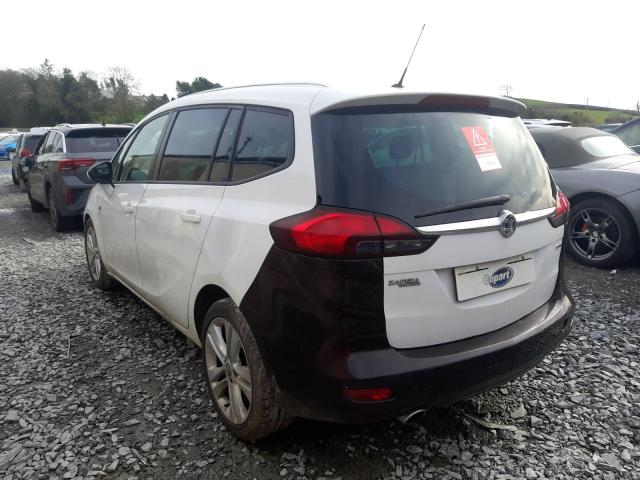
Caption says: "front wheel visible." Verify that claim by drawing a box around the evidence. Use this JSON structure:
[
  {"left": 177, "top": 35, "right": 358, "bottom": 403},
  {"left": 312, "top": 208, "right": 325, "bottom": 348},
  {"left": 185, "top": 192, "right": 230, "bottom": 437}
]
[
  {"left": 201, "top": 298, "right": 292, "bottom": 441},
  {"left": 566, "top": 198, "right": 638, "bottom": 268}
]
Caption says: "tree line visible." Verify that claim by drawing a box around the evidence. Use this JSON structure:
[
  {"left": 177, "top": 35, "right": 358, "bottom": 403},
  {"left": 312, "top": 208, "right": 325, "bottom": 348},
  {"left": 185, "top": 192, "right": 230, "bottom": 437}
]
[{"left": 0, "top": 59, "right": 222, "bottom": 128}]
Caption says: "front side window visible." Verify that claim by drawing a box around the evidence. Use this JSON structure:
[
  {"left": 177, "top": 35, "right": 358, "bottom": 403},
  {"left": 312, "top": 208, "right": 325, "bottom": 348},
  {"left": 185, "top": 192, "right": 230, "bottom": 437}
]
[
  {"left": 119, "top": 115, "right": 169, "bottom": 182},
  {"left": 581, "top": 136, "right": 633, "bottom": 157},
  {"left": 158, "top": 108, "right": 227, "bottom": 182},
  {"left": 230, "top": 109, "right": 293, "bottom": 182}
]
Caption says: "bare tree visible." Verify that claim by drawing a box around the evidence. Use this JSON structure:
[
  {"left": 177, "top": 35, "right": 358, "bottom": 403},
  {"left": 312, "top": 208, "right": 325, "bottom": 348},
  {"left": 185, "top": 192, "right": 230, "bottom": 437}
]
[
  {"left": 499, "top": 84, "right": 513, "bottom": 97},
  {"left": 636, "top": 99, "right": 640, "bottom": 112}
]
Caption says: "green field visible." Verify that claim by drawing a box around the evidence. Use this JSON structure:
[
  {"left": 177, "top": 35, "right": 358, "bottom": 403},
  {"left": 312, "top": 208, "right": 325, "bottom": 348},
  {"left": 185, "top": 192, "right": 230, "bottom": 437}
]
[{"left": 516, "top": 98, "right": 639, "bottom": 126}]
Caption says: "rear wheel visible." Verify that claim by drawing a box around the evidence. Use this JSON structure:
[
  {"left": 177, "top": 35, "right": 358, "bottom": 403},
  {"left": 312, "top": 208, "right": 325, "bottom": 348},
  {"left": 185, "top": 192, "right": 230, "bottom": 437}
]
[
  {"left": 201, "top": 298, "right": 292, "bottom": 441},
  {"left": 11, "top": 168, "right": 18, "bottom": 186},
  {"left": 85, "top": 219, "right": 112, "bottom": 290},
  {"left": 567, "top": 198, "right": 638, "bottom": 268},
  {"left": 48, "top": 188, "right": 69, "bottom": 232}
]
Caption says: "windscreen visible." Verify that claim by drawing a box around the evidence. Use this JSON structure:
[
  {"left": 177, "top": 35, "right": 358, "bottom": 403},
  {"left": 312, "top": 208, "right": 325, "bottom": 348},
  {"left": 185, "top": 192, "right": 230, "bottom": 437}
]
[
  {"left": 312, "top": 108, "right": 555, "bottom": 226},
  {"left": 65, "top": 128, "right": 131, "bottom": 154},
  {"left": 581, "top": 136, "right": 633, "bottom": 157}
]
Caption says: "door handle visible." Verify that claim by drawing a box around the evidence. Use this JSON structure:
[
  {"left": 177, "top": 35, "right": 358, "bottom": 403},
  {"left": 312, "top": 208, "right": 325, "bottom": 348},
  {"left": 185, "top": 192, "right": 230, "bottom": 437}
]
[
  {"left": 123, "top": 204, "right": 135, "bottom": 214},
  {"left": 181, "top": 211, "right": 201, "bottom": 224}
]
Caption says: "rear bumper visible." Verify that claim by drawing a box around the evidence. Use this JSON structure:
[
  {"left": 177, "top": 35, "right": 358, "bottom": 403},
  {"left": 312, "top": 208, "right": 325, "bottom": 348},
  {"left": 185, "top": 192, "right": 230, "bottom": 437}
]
[
  {"left": 240, "top": 245, "right": 575, "bottom": 423},
  {"left": 51, "top": 176, "right": 94, "bottom": 216},
  {"left": 283, "top": 292, "right": 573, "bottom": 423}
]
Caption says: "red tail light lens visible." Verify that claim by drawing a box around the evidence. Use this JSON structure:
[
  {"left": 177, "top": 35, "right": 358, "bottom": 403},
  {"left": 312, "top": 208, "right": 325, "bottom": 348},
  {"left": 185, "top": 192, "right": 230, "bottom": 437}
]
[
  {"left": 344, "top": 387, "right": 392, "bottom": 403},
  {"left": 549, "top": 191, "right": 570, "bottom": 228},
  {"left": 19, "top": 148, "right": 31, "bottom": 158},
  {"left": 57, "top": 159, "right": 95, "bottom": 171},
  {"left": 270, "top": 207, "right": 437, "bottom": 259}
]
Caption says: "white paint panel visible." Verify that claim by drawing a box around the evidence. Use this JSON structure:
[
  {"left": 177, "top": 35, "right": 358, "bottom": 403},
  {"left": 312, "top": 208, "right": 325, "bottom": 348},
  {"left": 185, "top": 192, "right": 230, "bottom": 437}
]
[{"left": 383, "top": 219, "right": 564, "bottom": 348}]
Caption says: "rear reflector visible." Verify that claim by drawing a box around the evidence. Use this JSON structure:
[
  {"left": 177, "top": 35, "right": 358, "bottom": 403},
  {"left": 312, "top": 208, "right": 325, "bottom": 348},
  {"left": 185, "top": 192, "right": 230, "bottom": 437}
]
[
  {"left": 57, "top": 158, "right": 96, "bottom": 171},
  {"left": 549, "top": 191, "right": 570, "bottom": 228},
  {"left": 270, "top": 207, "right": 437, "bottom": 259},
  {"left": 344, "top": 387, "right": 392, "bottom": 403}
]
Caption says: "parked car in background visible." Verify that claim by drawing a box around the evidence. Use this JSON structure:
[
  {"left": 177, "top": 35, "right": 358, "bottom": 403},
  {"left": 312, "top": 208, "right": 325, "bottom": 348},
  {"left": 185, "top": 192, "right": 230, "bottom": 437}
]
[
  {"left": 531, "top": 127, "right": 640, "bottom": 268},
  {"left": 523, "top": 119, "right": 571, "bottom": 129},
  {"left": 596, "top": 123, "right": 623, "bottom": 133},
  {"left": 83, "top": 84, "right": 574, "bottom": 441},
  {"left": 612, "top": 117, "right": 640, "bottom": 153},
  {"left": 10, "top": 132, "right": 45, "bottom": 188},
  {"left": 23, "top": 123, "right": 132, "bottom": 231},
  {"left": 0, "top": 133, "right": 20, "bottom": 160}
]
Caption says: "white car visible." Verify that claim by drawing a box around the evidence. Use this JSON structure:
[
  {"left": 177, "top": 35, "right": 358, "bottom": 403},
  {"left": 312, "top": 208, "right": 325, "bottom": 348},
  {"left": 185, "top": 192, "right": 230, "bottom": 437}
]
[{"left": 84, "top": 83, "right": 575, "bottom": 441}]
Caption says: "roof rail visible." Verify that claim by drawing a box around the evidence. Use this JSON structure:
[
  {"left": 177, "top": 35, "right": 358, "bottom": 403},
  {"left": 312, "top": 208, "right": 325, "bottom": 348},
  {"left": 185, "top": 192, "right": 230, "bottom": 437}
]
[{"left": 188, "top": 82, "right": 327, "bottom": 97}]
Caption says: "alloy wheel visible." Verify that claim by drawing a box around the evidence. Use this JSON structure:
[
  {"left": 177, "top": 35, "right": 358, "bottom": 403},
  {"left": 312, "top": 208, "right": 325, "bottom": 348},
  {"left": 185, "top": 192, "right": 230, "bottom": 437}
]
[
  {"left": 568, "top": 208, "right": 621, "bottom": 261},
  {"left": 204, "top": 317, "right": 252, "bottom": 425},
  {"left": 85, "top": 225, "right": 102, "bottom": 281}
]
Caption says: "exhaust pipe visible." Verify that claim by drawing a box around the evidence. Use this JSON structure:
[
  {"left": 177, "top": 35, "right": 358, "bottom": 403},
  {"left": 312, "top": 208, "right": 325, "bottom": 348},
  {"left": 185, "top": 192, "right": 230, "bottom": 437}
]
[{"left": 396, "top": 408, "right": 426, "bottom": 425}]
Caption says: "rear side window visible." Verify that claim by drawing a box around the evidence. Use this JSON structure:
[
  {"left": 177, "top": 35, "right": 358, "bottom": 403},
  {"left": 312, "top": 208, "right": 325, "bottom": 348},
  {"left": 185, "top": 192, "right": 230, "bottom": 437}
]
[
  {"left": 25, "top": 135, "right": 43, "bottom": 152},
  {"left": 312, "top": 108, "right": 555, "bottom": 226},
  {"left": 119, "top": 116, "right": 168, "bottom": 182},
  {"left": 230, "top": 109, "right": 293, "bottom": 182},
  {"left": 158, "top": 108, "right": 227, "bottom": 182},
  {"left": 65, "top": 128, "right": 131, "bottom": 154}
]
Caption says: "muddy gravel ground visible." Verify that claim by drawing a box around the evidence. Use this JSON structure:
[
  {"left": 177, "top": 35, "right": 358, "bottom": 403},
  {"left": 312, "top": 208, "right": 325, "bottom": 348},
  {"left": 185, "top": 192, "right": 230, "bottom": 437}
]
[{"left": 1, "top": 162, "right": 639, "bottom": 480}]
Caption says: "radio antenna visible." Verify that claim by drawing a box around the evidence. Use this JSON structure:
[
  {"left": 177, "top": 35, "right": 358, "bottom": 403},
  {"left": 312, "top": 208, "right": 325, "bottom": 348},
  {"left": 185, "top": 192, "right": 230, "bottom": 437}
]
[{"left": 391, "top": 24, "right": 425, "bottom": 88}]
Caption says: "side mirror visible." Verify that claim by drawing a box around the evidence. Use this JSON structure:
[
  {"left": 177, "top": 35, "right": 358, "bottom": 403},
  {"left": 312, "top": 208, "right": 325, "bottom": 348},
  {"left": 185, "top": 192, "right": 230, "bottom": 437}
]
[{"left": 88, "top": 161, "right": 113, "bottom": 185}]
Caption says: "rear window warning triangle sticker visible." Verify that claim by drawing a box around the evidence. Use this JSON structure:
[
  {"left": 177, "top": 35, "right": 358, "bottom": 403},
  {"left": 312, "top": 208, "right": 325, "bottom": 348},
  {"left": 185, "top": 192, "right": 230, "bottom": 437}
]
[{"left": 461, "top": 126, "right": 503, "bottom": 172}]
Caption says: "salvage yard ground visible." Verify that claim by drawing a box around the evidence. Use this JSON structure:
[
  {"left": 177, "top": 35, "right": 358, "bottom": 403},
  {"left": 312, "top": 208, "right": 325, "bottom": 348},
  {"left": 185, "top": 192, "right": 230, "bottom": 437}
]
[{"left": 0, "top": 162, "right": 639, "bottom": 480}]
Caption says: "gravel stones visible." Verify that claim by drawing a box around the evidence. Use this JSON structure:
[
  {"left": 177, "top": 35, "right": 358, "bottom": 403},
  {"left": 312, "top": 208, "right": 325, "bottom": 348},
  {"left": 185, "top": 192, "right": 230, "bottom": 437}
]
[{"left": 0, "top": 165, "right": 639, "bottom": 479}]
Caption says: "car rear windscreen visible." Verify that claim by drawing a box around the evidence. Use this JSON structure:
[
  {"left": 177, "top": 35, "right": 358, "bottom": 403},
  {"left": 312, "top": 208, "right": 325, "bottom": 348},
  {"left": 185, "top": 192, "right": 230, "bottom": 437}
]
[
  {"left": 312, "top": 108, "right": 555, "bottom": 226},
  {"left": 65, "top": 128, "right": 131, "bottom": 154},
  {"left": 25, "top": 134, "right": 43, "bottom": 151},
  {"left": 581, "top": 136, "right": 633, "bottom": 157}
]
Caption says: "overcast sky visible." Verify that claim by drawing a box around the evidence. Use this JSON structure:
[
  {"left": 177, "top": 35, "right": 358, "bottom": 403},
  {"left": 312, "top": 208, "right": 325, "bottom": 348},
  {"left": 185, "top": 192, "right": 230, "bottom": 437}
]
[{"left": 4, "top": 0, "right": 639, "bottom": 109}]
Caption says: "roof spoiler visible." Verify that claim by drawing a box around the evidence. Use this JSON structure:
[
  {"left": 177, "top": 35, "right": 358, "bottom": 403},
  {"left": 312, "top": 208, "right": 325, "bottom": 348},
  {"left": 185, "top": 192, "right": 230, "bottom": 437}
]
[{"left": 313, "top": 92, "right": 526, "bottom": 117}]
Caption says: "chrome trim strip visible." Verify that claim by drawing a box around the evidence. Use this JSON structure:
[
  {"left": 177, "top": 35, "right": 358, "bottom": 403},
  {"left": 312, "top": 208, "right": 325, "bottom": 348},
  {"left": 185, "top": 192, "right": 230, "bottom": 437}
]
[{"left": 417, "top": 207, "right": 556, "bottom": 235}]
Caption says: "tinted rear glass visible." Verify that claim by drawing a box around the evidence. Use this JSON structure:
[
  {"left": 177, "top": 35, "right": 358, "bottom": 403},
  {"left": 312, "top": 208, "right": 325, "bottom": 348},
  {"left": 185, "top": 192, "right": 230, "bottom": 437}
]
[
  {"left": 65, "top": 128, "right": 131, "bottom": 153},
  {"left": 312, "top": 109, "right": 555, "bottom": 226},
  {"left": 25, "top": 134, "right": 43, "bottom": 151}
]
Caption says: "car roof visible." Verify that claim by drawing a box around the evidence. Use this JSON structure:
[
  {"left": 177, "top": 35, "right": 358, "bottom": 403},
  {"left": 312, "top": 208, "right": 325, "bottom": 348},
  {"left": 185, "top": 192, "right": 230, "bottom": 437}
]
[{"left": 145, "top": 83, "right": 526, "bottom": 119}]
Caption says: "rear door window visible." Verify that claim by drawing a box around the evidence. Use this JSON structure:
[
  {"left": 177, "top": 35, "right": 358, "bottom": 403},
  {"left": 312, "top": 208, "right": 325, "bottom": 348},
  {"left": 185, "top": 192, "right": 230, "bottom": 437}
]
[
  {"left": 312, "top": 108, "right": 555, "bottom": 226},
  {"left": 158, "top": 108, "right": 228, "bottom": 182},
  {"left": 119, "top": 115, "right": 169, "bottom": 182},
  {"left": 230, "top": 109, "right": 293, "bottom": 182}
]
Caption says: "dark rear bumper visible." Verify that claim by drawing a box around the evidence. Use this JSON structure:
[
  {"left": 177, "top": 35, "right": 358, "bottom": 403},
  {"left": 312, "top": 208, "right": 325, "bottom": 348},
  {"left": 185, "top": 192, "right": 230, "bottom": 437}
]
[
  {"left": 284, "top": 292, "right": 573, "bottom": 422},
  {"left": 240, "top": 245, "right": 575, "bottom": 424}
]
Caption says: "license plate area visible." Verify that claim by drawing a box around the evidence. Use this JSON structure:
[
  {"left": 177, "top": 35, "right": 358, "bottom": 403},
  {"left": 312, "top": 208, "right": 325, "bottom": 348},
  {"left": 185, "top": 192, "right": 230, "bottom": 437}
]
[{"left": 454, "top": 254, "right": 535, "bottom": 301}]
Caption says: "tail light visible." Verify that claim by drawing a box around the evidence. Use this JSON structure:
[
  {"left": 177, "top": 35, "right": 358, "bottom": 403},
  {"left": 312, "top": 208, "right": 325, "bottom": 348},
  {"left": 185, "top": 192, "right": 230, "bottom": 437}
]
[
  {"left": 269, "top": 207, "right": 437, "bottom": 259},
  {"left": 549, "top": 191, "right": 570, "bottom": 228},
  {"left": 19, "top": 148, "right": 31, "bottom": 158},
  {"left": 56, "top": 158, "right": 96, "bottom": 171}
]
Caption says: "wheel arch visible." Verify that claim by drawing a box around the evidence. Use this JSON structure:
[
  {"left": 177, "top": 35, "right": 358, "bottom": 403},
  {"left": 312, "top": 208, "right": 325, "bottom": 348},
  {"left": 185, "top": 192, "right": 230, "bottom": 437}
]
[
  {"left": 193, "top": 284, "right": 231, "bottom": 339},
  {"left": 568, "top": 192, "right": 639, "bottom": 237}
]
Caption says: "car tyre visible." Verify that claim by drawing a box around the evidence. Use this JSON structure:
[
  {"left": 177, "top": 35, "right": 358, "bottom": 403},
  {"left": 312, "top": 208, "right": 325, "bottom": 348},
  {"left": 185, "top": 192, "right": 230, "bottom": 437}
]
[
  {"left": 27, "top": 184, "right": 46, "bottom": 212},
  {"left": 48, "top": 188, "right": 69, "bottom": 232},
  {"left": 566, "top": 198, "right": 638, "bottom": 268},
  {"left": 201, "top": 298, "right": 292, "bottom": 441},
  {"left": 11, "top": 168, "right": 19, "bottom": 186},
  {"left": 84, "top": 219, "right": 113, "bottom": 290}
]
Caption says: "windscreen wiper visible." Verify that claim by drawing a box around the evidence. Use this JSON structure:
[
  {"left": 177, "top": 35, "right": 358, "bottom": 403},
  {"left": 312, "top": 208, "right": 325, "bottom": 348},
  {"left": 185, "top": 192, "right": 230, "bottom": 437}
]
[{"left": 415, "top": 195, "right": 511, "bottom": 219}]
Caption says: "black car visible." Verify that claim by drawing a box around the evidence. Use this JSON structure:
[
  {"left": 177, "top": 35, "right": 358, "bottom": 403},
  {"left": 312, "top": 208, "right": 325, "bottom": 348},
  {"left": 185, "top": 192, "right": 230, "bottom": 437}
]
[
  {"left": 24, "top": 123, "right": 132, "bottom": 231},
  {"left": 613, "top": 117, "right": 640, "bottom": 153},
  {"left": 11, "top": 132, "right": 46, "bottom": 190}
]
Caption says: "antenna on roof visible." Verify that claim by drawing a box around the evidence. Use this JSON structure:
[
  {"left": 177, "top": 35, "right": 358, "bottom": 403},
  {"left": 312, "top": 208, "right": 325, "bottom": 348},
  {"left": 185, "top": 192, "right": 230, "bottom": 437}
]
[{"left": 391, "top": 24, "right": 425, "bottom": 89}]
